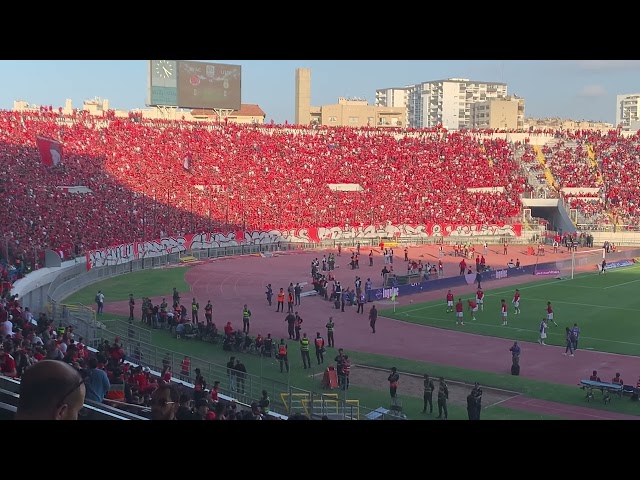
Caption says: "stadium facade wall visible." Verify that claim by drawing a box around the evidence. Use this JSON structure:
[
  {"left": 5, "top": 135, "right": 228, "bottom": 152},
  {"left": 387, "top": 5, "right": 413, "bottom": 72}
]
[
  {"left": 590, "top": 231, "right": 640, "bottom": 245},
  {"left": 11, "top": 260, "right": 87, "bottom": 315},
  {"left": 86, "top": 223, "right": 524, "bottom": 270}
]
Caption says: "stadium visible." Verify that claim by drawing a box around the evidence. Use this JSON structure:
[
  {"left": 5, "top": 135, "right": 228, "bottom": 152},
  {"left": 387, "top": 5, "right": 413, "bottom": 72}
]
[{"left": 2, "top": 60, "right": 640, "bottom": 421}]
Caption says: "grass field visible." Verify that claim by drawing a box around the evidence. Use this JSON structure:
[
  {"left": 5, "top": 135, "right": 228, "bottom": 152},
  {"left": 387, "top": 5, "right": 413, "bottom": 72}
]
[
  {"left": 381, "top": 265, "right": 640, "bottom": 356},
  {"left": 64, "top": 268, "right": 190, "bottom": 306}
]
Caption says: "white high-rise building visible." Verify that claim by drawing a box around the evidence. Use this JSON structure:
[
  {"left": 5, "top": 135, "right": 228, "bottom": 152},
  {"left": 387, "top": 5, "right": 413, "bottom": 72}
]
[
  {"left": 376, "top": 78, "right": 507, "bottom": 130},
  {"left": 615, "top": 93, "right": 640, "bottom": 130}
]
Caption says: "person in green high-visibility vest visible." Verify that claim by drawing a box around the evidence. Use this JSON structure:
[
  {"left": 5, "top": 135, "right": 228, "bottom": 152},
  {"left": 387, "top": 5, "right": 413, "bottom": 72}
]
[
  {"left": 299, "top": 333, "right": 311, "bottom": 369},
  {"left": 242, "top": 304, "right": 252, "bottom": 334}
]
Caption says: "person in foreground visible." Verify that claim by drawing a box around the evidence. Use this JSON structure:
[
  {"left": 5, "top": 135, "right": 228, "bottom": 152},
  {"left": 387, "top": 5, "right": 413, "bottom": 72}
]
[
  {"left": 15, "top": 360, "right": 86, "bottom": 420},
  {"left": 150, "top": 383, "right": 180, "bottom": 420}
]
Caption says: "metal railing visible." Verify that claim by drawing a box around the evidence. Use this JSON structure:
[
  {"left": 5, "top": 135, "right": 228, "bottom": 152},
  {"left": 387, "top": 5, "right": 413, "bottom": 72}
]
[{"left": 95, "top": 325, "right": 401, "bottom": 419}]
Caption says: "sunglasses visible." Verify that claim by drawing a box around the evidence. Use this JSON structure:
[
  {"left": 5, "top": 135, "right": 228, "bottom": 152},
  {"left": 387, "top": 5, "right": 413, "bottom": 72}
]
[{"left": 56, "top": 377, "right": 86, "bottom": 410}]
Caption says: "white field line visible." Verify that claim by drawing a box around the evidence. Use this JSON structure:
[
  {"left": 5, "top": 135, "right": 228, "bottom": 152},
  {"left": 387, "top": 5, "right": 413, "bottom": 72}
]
[
  {"left": 399, "top": 266, "right": 640, "bottom": 316},
  {"left": 402, "top": 313, "right": 640, "bottom": 347}
]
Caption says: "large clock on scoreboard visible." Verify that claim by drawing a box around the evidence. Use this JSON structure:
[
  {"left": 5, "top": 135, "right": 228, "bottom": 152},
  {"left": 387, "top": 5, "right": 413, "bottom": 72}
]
[{"left": 147, "top": 60, "right": 178, "bottom": 107}]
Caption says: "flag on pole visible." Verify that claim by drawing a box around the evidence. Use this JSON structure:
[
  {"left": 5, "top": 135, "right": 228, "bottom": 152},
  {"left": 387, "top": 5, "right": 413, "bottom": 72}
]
[
  {"left": 36, "top": 136, "right": 63, "bottom": 167},
  {"left": 183, "top": 155, "right": 192, "bottom": 171},
  {"left": 391, "top": 291, "right": 397, "bottom": 302}
]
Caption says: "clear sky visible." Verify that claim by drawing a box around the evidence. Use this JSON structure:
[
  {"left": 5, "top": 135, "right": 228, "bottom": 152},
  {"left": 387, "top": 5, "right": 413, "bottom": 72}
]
[{"left": 1, "top": 60, "right": 639, "bottom": 125}]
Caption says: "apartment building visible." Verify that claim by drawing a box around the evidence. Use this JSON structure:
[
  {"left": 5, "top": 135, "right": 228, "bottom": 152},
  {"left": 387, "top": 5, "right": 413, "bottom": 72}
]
[
  {"left": 615, "top": 93, "right": 640, "bottom": 130},
  {"left": 471, "top": 95, "right": 525, "bottom": 130},
  {"left": 377, "top": 78, "right": 508, "bottom": 130},
  {"left": 295, "top": 68, "right": 405, "bottom": 127},
  {"left": 375, "top": 88, "right": 409, "bottom": 126}
]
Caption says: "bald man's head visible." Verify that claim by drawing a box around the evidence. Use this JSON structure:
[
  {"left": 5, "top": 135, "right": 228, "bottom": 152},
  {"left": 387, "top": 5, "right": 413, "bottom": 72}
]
[{"left": 16, "top": 360, "right": 86, "bottom": 420}]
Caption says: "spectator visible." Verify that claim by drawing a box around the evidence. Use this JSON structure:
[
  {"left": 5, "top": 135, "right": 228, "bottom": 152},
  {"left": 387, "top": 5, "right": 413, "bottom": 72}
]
[
  {"left": 82, "top": 357, "right": 111, "bottom": 403},
  {"left": 15, "top": 360, "right": 86, "bottom": 420},
  {"left": 175, "top": 394, "right": 194, "bottom": 420},
  {"left": 149, "top": 383, "right": 180, "bottom": 420}
]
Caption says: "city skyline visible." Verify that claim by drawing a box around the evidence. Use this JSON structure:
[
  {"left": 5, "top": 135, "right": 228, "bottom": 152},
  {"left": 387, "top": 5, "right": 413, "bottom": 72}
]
[{"left": 1, "top": 60, "right": 639, "bottom": 125}]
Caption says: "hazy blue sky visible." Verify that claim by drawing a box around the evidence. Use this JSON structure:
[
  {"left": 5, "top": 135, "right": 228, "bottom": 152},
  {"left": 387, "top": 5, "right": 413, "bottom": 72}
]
[{"left": 1, "top": 60, "right": 639, "bottom": 124}]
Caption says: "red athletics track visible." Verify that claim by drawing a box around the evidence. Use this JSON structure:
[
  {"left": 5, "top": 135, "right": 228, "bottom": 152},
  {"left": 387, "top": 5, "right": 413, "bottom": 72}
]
[{"left": 105, "top": 244, "right": 640, "bottom": 420}]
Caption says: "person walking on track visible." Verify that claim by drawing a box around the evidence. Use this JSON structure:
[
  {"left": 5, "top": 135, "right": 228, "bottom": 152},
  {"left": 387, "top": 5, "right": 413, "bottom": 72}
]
[{"left": 369, "top": 305, "right": 378, "bottom": 333}]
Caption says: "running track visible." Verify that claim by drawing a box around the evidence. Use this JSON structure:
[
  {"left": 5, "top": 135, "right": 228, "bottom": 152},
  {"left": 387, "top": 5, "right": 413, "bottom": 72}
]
[{"left": 105, "top": 246, "right": 640, "bottom": 420}]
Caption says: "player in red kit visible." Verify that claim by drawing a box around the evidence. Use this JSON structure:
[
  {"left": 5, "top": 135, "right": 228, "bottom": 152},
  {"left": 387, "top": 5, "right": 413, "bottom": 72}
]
[
  {"left": 546, "top": 301, "right": 558, "bottom": 326},
  {"left": 512, "top": 289, "right": 521, "bottom": 315},
  {"left": 500, "top": 299, "right": 508, "bottom": 326},
  {"left": 467, "top": 299, "right": 478, "bottom": 321},
  {"left": 446, "top": 290, "right": 454, "bottom": 313},
  {"left": 476, "top": 288, "right": 484, "bottom": 311},
  {"left": 455, "top": 298, "right": 464, "bottom": 325}
]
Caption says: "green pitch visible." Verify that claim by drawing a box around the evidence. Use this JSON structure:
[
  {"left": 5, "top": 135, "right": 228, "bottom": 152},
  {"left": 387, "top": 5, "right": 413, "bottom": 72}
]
[{"left": 381, "top": 265, "right": 640, "bottom": 356}]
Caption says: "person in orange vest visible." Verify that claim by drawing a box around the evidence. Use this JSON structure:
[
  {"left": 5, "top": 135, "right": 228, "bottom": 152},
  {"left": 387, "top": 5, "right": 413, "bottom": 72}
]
[
  {"left": 314, "top": 332, "right": 325, "bottom": 365},
  {"left": 276, "top": 288, "right": 285, "bottom": 312},
  {"left": 105, "top": 368, "right": 128, "bottom": 405},
  {"left": 277, "top": 339, "right": 289, "bottom": 373}
]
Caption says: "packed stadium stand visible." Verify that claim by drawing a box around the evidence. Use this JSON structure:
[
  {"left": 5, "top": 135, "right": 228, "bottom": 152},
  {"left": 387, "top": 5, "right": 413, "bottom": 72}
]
[
  {"left": 2, "top": 108, "right": 640, "bottom": 419},
  {"left": 0, "top": 303, "right": 282, "bottom": 420},
  {"left": 1, "top": 111, "right": 528, "bottom": 265}
]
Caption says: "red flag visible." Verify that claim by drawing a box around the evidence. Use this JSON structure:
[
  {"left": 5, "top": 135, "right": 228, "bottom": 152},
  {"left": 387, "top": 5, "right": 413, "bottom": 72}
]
[
  {"left": 36, "top": 136, "right": 63, "bottom": 167},
  {"left": 183, "top": 155, "right": 192, "bottom": 171}
]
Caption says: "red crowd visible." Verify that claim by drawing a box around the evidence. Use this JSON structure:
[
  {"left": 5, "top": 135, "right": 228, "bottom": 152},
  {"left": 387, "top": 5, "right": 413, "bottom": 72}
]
[
  {"left": 0, "top": 111, "right": 525, "bottom": 262},
  {"left": 2, "top": 110, "right": 640, "bottom": 265},
  {"left": 519, "top": 129, "right": 640, "bottom": 227}
]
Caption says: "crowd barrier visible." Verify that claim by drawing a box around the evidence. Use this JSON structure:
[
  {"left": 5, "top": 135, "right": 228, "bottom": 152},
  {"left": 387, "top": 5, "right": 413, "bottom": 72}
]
[
  {"left": 96, "top": 326, "right": 389, "bottom": 420},
  {"left": 84, "top": 223, "right": 534, "bottom": 270}
]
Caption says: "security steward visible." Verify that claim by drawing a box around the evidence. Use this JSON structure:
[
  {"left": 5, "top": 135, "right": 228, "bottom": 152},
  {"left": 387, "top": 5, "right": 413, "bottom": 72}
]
[
  {"left": 277, "top": 339, "right": 289, "bottom": 373},
  {"left": 259, "top": 389, "right": 271, "bottom": 414},
  {"left": 191, "top": 298, "right": 199, "bottom": 324},
  {"left": 325, "top": 317, "right": 335, "bottom": 347},
  {"left": 422, "top": 374, "right": 435, "bottom": 414},
  {"left": 242, "top": 304, "right": 252, "bottom": 334},
  {"left": 300, "top": 333, "right": 311, "bottom": 369},
  {"left": 314, "top": 332, "right": 325, "bottom": 365},
  {"left": 437, "top": 377, "right": 449, "bottom": 420}
]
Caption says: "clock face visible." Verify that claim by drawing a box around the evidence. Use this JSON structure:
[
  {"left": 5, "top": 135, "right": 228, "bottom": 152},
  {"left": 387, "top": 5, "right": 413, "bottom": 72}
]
[{"left": 155, "top": 60, "right": 174, "bottom": 79}]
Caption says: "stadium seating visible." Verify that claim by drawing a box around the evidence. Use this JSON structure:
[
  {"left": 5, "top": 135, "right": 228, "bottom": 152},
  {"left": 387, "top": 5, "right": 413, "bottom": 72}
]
[
  {"left": 0, "top": 112, "right": 527, "bottom": 264},
  {"left": 3, "top": 110, "right": 640, "bottom": 268}
]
